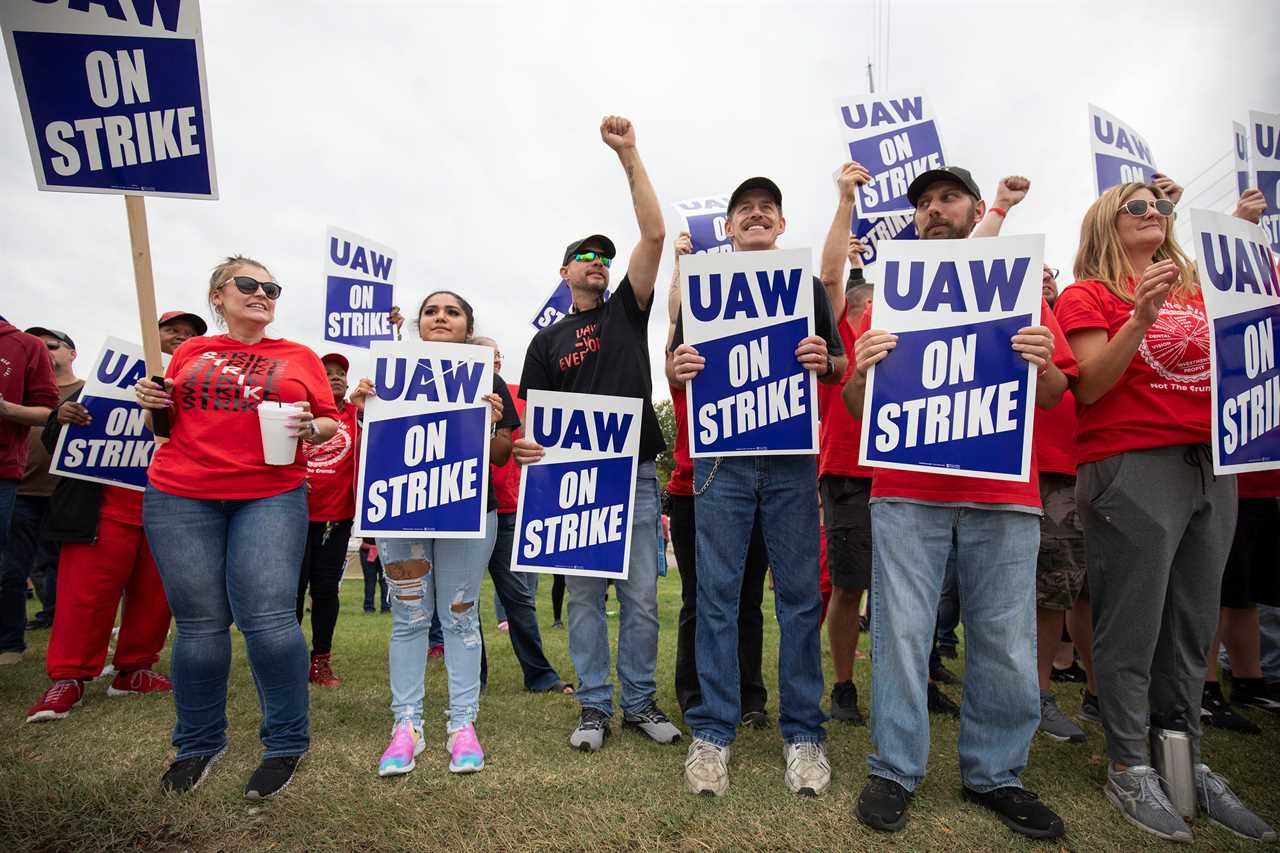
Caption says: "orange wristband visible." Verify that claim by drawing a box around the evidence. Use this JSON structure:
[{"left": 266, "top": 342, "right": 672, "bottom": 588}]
[{"left": 989, "top": 206, "right": 1008, "bottom": 218}]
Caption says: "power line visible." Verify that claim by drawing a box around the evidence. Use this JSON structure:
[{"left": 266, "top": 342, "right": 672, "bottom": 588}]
[{"left": 1180, "top": 167, "right": 1234, "bottom": 209}]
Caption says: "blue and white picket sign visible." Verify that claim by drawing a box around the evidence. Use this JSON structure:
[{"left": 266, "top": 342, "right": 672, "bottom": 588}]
[
  {"left": 853, "top": 211, "right": 917, "bottom": 265},
  {"left": 49, "top": 337, "right": 163, "bottom": 490},
  {"left": 1088, "top": 104, "right": 1156, "bottom": 196},
  {"left": 835, "top": 93, "right": 945, "bottom": 219},
  {"left": 354, "top": 341, "right": 494, "bottom": 538},
  {"left": 1249, "top": 110, "right": 1280, "bottom": 253},
  {"left": 680, "top": 248, "right": 817, "bottom": 457},
  {"left": 1235, "top": 121, "right": 1252, "bottom": 197},
  {"left": 324, "top": 226, "right": 396, "bottom": 348},
  {"left": 0, "top": 0, "right": 216, "bottom": 198},
  {"left": 531, "top": 279, "right": 573, "bottom": 330},
  {"left": 1192, "top": 208, "right": 1280, "bottom": 474},
  {"left": 673, "top": 194, "right": 734, "bottom": 255},
  {"left": 512, "top": 390, "right": 641, "bottom": 580},
  {"left": 859, "top": 234, "right": 1044, "bottom": 481}
]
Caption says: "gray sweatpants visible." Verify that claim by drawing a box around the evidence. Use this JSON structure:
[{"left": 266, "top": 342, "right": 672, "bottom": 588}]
[{"left": 1077, "top": 445, "right": 1236, "bottom": 766}]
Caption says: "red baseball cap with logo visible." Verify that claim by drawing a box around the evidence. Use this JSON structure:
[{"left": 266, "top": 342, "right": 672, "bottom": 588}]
[{"left": 158, "top": 311, "right": 208, "bottom": 336}]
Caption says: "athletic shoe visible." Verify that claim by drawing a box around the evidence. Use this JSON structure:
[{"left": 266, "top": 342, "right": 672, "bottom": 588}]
[
  {"left": 446, "top": 723, "right": 485, "bottom": 773},
  {"left": 308, "top": 653, "right": 341, "bottom": 688},
  {"left": 684, "top": 738, "right": 730, "bottom": 797},
  {"left": 1104, "top": 764, "right": 1193, "bottom": 843},
  {"left": 378, "top": 719, "right": 425, "bottom": 777},
  {"left": 0, "top": 650, "right": 24, "bottom": 666},
  {"left": 244, "top": 754, "right": 303, "bottom": 800},
  {"left": 1038, "top": 692, "right": 1086, "bottom": 743},
  {"left": 160, "top": 746, "right": 227, "bottom": 794},
  {"left": 26, "top": 617, "right": 52, "bottom": 631},
  {"left": 569, "top": 707, "right": 612, "bottom": 752},
  {"left": 26, "top": 679, "right": 85, "bottom": 723},
  {"left": 1201, "top": 682, "right": 1261, "bottom": 734},
  {"left": 930, "top": 662, "right": 962, "bottom": 686},
  {"left": 1050, "top": 661, "right": 1087, "bottom": 683},
  {"left": 961, "top": 785, "right": 1065, "bottom": 839},
  {"left": 551, "top": 620, "right": 564, "bottom": 629},
  {"left": 427, "top": 643, "right": 444, "bottom": 658},
  {"left": 856, "top": 775, "right": 912, "bottom": 832},
  {"left": 928, "top": 683, "right": 960, "bottom": 718},
  {"left": 497, "top": 620, "right": 510, "bottom": 632},
  {"left": 741, "top": 709, "right": 771, "bottom": 729},
  {"left": 107, "top": 668, "right": 171, "bottom": 696},
  {"left": 831, "top": 680, "right": 865, "bottom": 725},
  {"left": 782, "top": 741, "right": 831, "bottom": 796},
  {"left": 1079, "top": 688, "right": 1102, "bottom": 723},
  {"left": 1194, "top": 763, "right": 1277, "bottom": 842},
  {"left": 1229, "top": 678, "right": 1280, "bottom": 715},
  {"left": 623, "top": 701, "right": 681, "bottom": 744}
]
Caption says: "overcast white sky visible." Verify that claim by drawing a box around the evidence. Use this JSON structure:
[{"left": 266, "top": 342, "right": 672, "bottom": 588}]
[{"left": 3, "top": 0, "right": 1277, "bottom": 395}]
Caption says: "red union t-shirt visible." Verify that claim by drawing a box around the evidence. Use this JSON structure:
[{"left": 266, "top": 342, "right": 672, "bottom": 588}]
[
  {"left": 1034, "top": 388, "right": 1078, "bottom": 476},
  {"left": 149, "top": 336, "right": 340, "bottom": 500},
  {"left": 668, "top": 383, "right": 694, "bottom": 497},
  {"left": 856, "top": 299, "right": 1079, "bottom": 508},
  {"left": 819, "top": 315, "right": 873, "bottom": 479},
  {"left": 491, "top": 383, "right": 526, "bottom": 514},
  {"left": 305, "top": 401, "right": 360, "bottom": 521},
  {"left": 1055, "top": 280, "right": 1211, "bottom": 465}
]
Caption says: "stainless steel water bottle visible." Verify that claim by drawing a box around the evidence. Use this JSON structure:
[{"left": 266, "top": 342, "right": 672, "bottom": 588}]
[{"left": 1150, "top": 723, "right": 1196, "bottom": 819}]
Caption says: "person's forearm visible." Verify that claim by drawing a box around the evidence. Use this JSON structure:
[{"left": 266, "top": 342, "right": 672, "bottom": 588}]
[
  {"left": 667, "top": 264, "right": 681, "bottom": 327},
  {"left": 1034, "top": 362, "right": 1068, "bottom": 408},
  {"left": 819, "top": 354, "right": 848, "bottom": 385},
  {"left": 842, "top": 372, "right": 867, "bottom": 420},
  {"left": 311, "top": 417, "right": 338, "bottom": 443},
  {"left": 1, "top": 404, "right": 52, "bottom": 427},
  {"left": 620, "top": 147, "right": 663, "bottom": 243},
  {"left": 970, "top": 209, "right": 1005, "bottom": 238},
  {"left": 820, "top": 198, "right": 854, "bottom": 317},
  {"left": 1073, "top": 321, "right": 1148, "bottom": 405},
  {"left": 490, "top": 431, "right": 513, "bottom": 467}
]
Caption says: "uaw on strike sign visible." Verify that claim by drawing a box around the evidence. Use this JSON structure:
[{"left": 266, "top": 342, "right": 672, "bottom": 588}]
[
  {"left": 325, "top": 226, "right": 396, "bottom": 348},
  {"left": 860, "top": 234, "right": 1044, "bottom": 481},
  {"left": 1, "top": 0, "right": 216, "bottom": 198}
]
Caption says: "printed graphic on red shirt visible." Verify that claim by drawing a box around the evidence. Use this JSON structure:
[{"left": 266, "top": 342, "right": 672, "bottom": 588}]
[
  {"left": 306, "top": 414, "right": 354, "bottom": 474},
  {"left": 1136, "top": 303, "right": 1211, "bottom": 387},
  {"left": 174, "top": 349, "right": 290, "bottom": 412}
]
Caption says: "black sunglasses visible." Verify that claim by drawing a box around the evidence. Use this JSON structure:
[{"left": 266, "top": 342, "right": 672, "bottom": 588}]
[
  {"left": 1121, "top": 198, "right": 1175, "bottom": 218},
  {"left": 225, "top": 276, "right": 282, "bottom": 300},
  {"left": 1046, "top": 268, "right": 1060, "bottom": 281}
]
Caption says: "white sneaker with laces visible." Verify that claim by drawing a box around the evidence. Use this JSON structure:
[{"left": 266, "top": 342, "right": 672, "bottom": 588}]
[
  {"left": 684, "top": 738, "right": 730, "bottom": 797},
  {"left": 783, "top": 741, "right": 831, "bottom": 796}
]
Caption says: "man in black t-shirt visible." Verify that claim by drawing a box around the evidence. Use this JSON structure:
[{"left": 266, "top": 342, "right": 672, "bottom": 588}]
[
  {"left": 670, "top": 177, "right": 846, "bottom": 798},
  {"left": 515, "top": 115, "right": 679, "bottom": 753}
]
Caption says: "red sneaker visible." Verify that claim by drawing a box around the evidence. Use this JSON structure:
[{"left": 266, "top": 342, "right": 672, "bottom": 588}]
[
  {"left": 428, "top": 644, "right": 444, "bottom": 659},
  {"left": 108, "top": 668, "right": 172, "bottom": 696},
  {"left": 309, "top": 653, "right": 342, "bottom": 688},
  {"left": 26, "top": 679, "right": 86, "bottom": 723}
]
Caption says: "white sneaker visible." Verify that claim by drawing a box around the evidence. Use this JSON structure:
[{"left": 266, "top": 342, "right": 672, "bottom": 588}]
[
  {"left": 783, "top": 741, "right": 831, "bottom": 796},
  {"left": 685, "top": 738, "right": 730, "bottom": 796}
]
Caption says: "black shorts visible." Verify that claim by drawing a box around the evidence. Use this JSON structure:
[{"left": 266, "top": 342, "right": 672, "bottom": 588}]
[
  {"left": 819, "top": 475, "right": 872, "bottom": 591},
  {"left": 1222, "top": 497, "right": 1280, "bottom": 608}
]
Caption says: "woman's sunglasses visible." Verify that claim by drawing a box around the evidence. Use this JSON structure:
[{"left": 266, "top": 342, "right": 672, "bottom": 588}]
[
  {"left": 224, "top": 276, "right": 282, "bottom": 300},
  {"left": 1120, "top": 198, "right": 1175, "bottom": 218}
]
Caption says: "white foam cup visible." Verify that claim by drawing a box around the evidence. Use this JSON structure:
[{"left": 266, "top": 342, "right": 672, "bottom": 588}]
[{"left": 257, "top": 401, "right": 303, "bottom": 465}]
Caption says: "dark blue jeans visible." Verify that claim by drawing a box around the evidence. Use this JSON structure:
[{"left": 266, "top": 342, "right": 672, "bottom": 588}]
[
  {"left": 143, "top": 485, "right": 310, "bottom": 760},
  {"left": 488, "top": 512, "right": 562, "bottom": 691},
  {"left": 0, "top": 493, "right": 56, "bottom": 653}
]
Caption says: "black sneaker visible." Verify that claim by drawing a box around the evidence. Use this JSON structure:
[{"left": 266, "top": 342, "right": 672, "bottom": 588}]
[
  {"left": 928, "top": 683, "right": 960, "bottom": 718},
  {"left": 855, "top": 775, "right": 912, "bottom": 832},
  {"left": 1202, "top": 682, "right": 1261, "bottom": 734},
  {"left": 622, "top": 701, "right": 682, "bottom": 744},
  {"left": 831, "top": 680, "right": 865, "bottom": 725},
  {"left": 930, "top": 662, "right": 962, "bottom": 686},
  {"left": 1230, "top": 678, "right": 1280, "bottom": 716},
  {"left": 244, "top": 754, "right": 304, "bottom": 800},
  {"left": 1079, "top": 688, "right": 1102, "bottom": 723},
  {"left": 741, "top": 709, "right": 771, "bottom": 729},
  {"left": 160, "top": 746, "right": 227, "bottom": 794},
  {"left": 1050, "top": 661, "right": 1087, "bottom": 683},
  {"left": 569, "top": 707, "right": 612, "bottom": 751},
  {"left": 962, "top": 785, "right": 1065, "bottom": 839}
]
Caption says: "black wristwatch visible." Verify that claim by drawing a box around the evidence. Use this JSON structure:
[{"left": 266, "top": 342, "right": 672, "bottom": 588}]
[{"left": 822, "top": 355, "right": 835, "bottom": 378}]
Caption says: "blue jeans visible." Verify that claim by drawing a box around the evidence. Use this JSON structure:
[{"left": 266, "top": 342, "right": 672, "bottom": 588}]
[
  {"left": 930, "top": 550, "right": 960, "bottom": 672},
  {"left": 0, "top": 493, "right": 56, "bottom": 653},
  {"left": 379, "top": 511, "right": 496, "bottom": 733},
  {"left": 867, "top": 501, "right": 1040, "bottom": 792},
  {"left": 566, "top": 461, "right": 659, "bottom": 716},
  {"left": 685, "top": 455, "right": 827, "bottom": 747},
  {"left": 143, "top": 485, "right": 311, "bottom": 760},
  {"left": 488, "top": 512, "right": 562, "bottom": 691}
]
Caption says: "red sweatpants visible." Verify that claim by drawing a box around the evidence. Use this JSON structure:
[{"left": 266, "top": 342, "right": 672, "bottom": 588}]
[{"left": 47, "top": 512, "right": 171, "bottom": 680}]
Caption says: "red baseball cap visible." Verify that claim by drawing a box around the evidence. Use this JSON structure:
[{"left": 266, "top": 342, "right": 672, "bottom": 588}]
[
  {"left": 158, "top": 311, "right": 208, "bottom": 336},
  {"left": 320, "top": 352, "right": 350, "bottom": 372}
]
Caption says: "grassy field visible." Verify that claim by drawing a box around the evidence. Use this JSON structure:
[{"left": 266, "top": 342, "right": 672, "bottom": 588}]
[{"left": 1, "top": 560, "right": 1277, "bottom": 853}]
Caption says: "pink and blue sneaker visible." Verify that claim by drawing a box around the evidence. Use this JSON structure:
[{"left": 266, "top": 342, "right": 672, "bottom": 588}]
[
  {"left": 378, "top": 720, "right": 424, "bottom": 777},
  {"left": 447, "top": 723, "right": 485, "bottom": 773}
]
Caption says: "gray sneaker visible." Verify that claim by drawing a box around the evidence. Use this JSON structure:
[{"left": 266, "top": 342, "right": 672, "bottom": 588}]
[
  {"left": 623, "top": 701, "right": 682, "bottom": 744},
  {"left": 783, "top": 741, "right": 831, "bottom": 796},
  {"left": 684, "top": 738, "right": 731, "bottom": 797},
  {"left": 1195, "top": 764, "right": 1278, "bottom": 842},
  {"left": 568, "top": 707, "right": 611, "bottom": 752},
  {"left": 1105, "top": 765, "right": 1193, "bottom": 843},
  {"left": 1038, "top": 692, "right": 1086, "bottom": 743}
]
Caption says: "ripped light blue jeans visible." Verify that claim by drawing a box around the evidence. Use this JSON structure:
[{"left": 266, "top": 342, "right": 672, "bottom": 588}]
[{"left": 378, "top": 511, "right": 497, "bottom": 733}]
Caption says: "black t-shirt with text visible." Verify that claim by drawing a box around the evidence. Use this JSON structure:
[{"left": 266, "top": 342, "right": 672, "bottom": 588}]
[{"left": 519, "top": 275, "right": 665, "bottom": 461}]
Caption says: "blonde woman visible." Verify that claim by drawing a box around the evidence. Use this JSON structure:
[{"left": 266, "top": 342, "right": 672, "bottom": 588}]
[{"left": 1056, "top": 182, "right": 1275, "bottom": 843}]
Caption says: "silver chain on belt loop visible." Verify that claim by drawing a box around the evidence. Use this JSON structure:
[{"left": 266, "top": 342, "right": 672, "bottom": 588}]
[{"left": 692, "top": 457, "right": 723, "bottom": 497}]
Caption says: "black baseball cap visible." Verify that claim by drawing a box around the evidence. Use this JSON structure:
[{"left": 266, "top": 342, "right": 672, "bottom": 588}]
[
  {"left": 728, "top": 177, "right": 783, "bottom": 214},
  {"left": 158, "top": 310, "right": 208, "bottom": 336},
  {"left": 25, "top": 327, "right": 75, "bottom": 350},
  {"left": 907, "top": 166, "right": 982, "bottom": 207},
  {"left": 562, "top": 235, "right": 617, "bottom": 266}
]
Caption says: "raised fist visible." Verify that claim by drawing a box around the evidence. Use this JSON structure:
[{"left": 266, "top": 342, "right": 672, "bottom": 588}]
[
  {"left": 600, "top": 115, "right": 636, "bottom": 151},
  {"left": 994, "top": 175, "right": 1031, "bottom": 209}
]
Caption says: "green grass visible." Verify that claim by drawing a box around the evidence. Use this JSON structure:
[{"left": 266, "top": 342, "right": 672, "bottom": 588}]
[{"left": 1, "top": 563, "right": 1277, "bottom": 852}]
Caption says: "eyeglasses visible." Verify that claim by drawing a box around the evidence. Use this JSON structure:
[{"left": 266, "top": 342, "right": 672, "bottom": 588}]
[
  {"left": 1045, "top": 268, "right": 1060, "bottom": 281},
  {"left": 573, "top": 251, "right": 612, "bottom": 268},
  {"left": 224, "top": 276, "right": 282, "bottom": 300},
  {"left": 1120, "top": 198, "right": 1175, "bottom": 218}
]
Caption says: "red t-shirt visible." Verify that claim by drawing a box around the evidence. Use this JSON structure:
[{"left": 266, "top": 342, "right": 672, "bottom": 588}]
[
  {"left": 1034, "top": 389, "right": 1078, "bottom": 476},
  {"left": 819, "top": 315, "right": 873, "bottom": 480},
  {"left": 149, "top": 336, "right": 340, "bottom": 500},
  {"left": 304, "top": 401, "right": 360, "bottom": 522},
  {"left": 1055, "top": 280, "right": 1211, "bottom": 465},
  {"left": 0, "top": 321, "right": 59, "bottom": 480},
  {"left": 1238, "top": 469, "right": 1280, "bottom": 499},
  {"left": 100, "top": 484, "right": 144, "bottom": 526},
  {"left": 857, "top": 300, "right": 1079, "bottom": 508},
  {"left": 491, "top": 383, "right": 526, "bottom": 514},
  {"left": 668, "top": 383, "right": 694, "bottom": 496}
]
